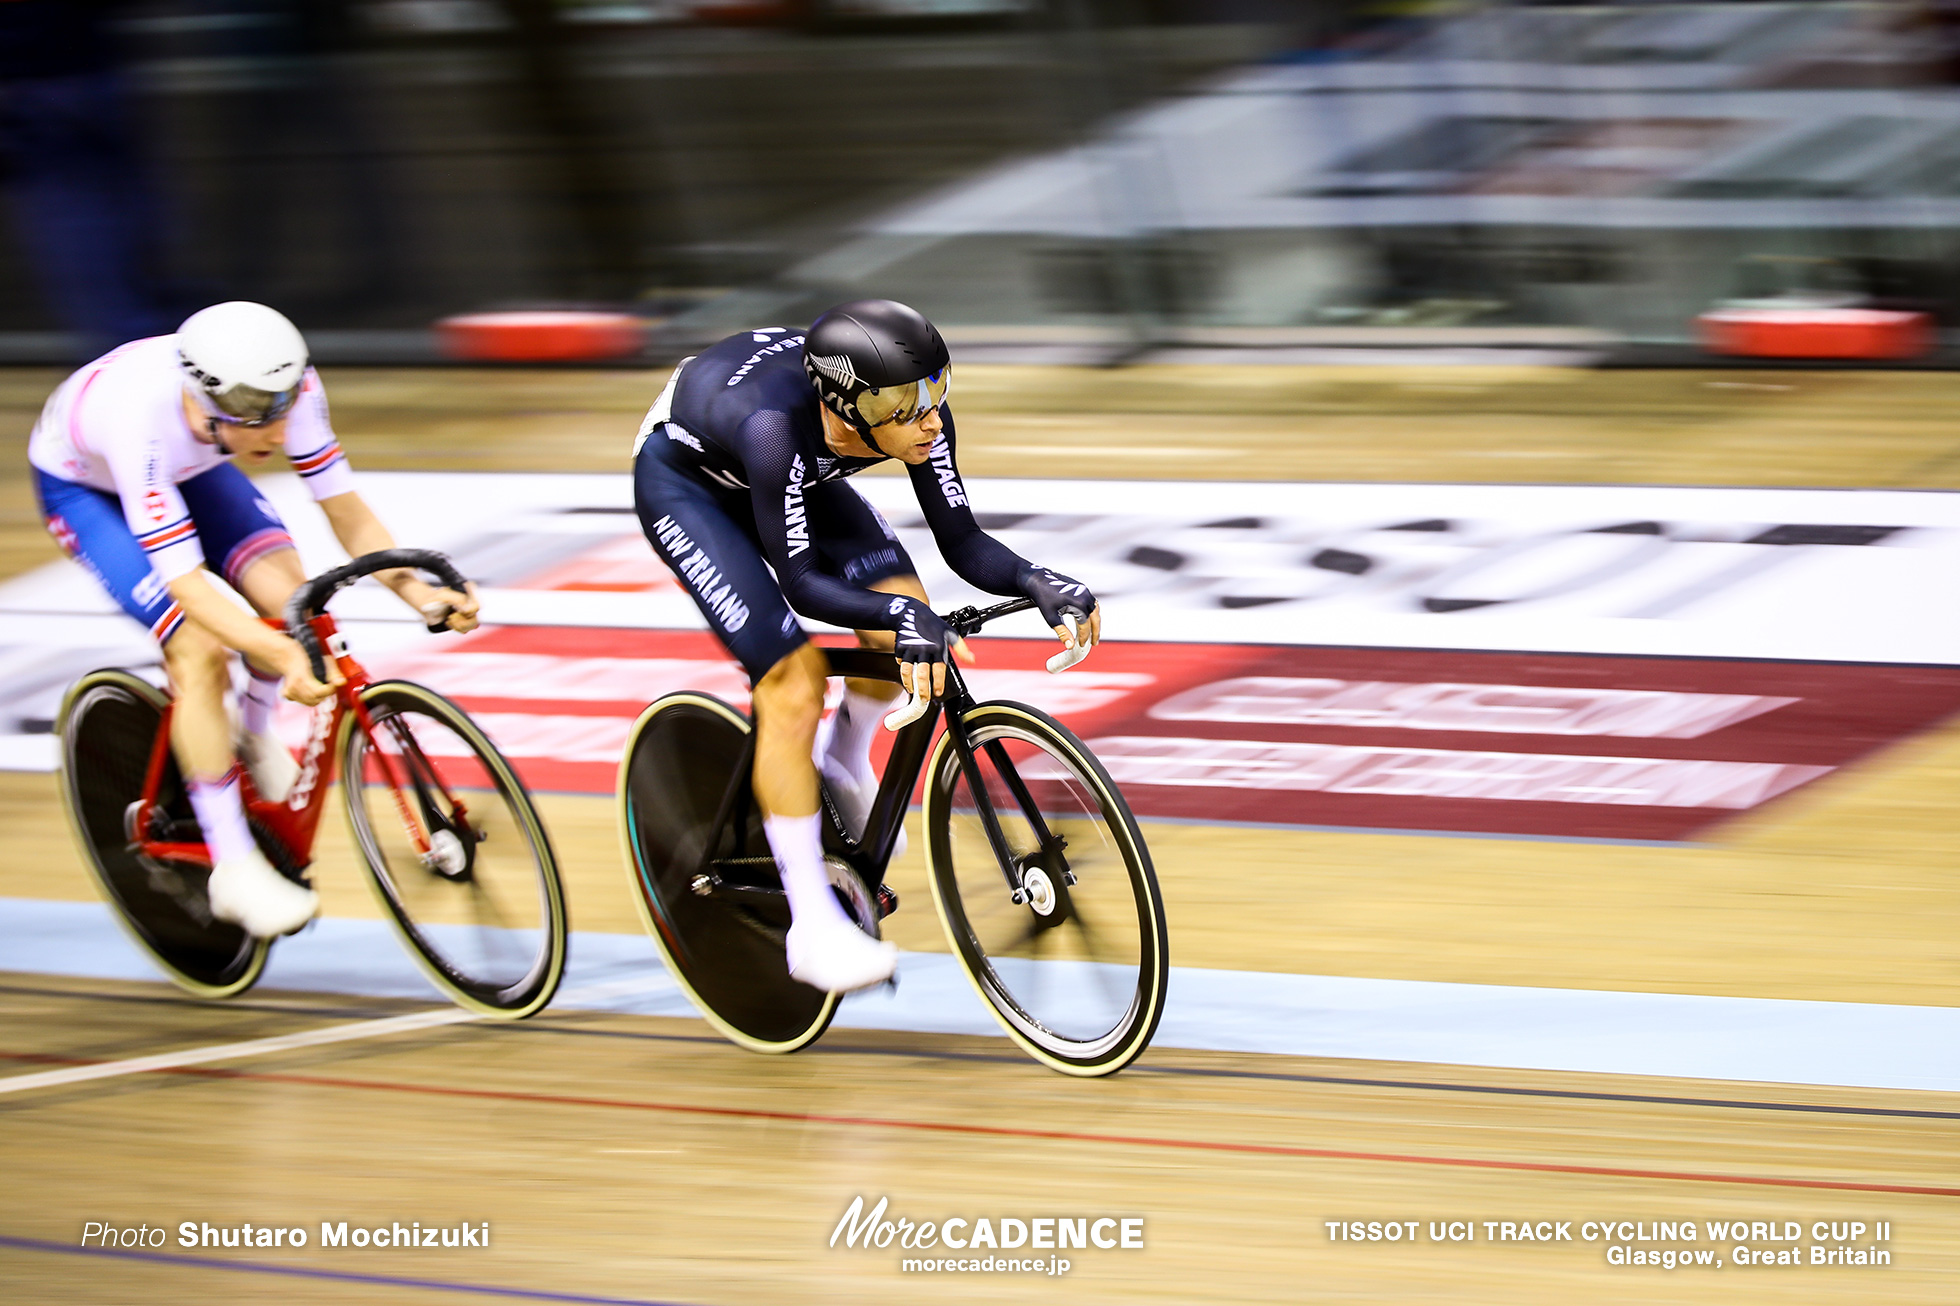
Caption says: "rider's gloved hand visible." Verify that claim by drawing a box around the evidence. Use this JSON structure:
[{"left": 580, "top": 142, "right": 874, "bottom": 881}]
[
  {"left": 892, "top": 597, "right": 972, "bottom": 700},
  {"left": 1016, "top": 562, "right": 1102, "bottom": 652},
  {"left": 400, "top": 577, "right": 481, "bottom": 634},
  {"left": 273, "top": 635, "right": 341, "bottom": 706}
]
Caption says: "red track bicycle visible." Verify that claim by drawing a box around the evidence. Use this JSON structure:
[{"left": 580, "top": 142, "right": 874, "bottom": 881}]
[{"left": 56, "top": 549, "right": 568, "bottom": 1017}]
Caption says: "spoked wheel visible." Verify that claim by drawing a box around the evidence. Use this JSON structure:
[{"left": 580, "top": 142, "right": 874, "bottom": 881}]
[
  {"left": 616, "top": 692, "right": 841, "bottom": 1053},
  {"left": 56, "top": 669, "right": 268, "bottom": 998},
  {"left": 341, "top": 680, "right": 568, "bottom": 1019},
  {"left": 924, "top": 702, "right": 1167, "bottom": 1076}
]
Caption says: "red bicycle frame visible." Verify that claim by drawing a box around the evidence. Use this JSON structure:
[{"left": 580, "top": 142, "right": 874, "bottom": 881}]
[{"left": 129, "top": 614, "right": 465, "bottom": 870}]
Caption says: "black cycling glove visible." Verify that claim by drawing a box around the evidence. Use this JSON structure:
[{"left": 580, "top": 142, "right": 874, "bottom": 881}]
[
  {"left": 892, "top": 597, "right": 959, "bottom": 687},
  {"left": 1016, "top": 562, "right": 1097, "bottom": 631}
]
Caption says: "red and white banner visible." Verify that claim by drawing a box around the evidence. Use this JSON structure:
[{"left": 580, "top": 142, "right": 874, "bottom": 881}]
[
  {"left": 10, "top": 471, "right": 1960, "bottom": 841},
  {"left": 344, "top": 626, "right": 1960, "bottom": 842}
]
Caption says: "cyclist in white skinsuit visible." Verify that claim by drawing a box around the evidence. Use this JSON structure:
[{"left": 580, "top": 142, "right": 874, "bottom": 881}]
[{"left": 31, "top": 302, "right": 479, "bottom": 937}]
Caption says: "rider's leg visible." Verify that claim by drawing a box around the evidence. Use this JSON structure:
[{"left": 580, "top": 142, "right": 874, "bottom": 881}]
[
  {"left": 820, "top": 574, "right": 926, "bottom": 847},
  {"left": 184, "top": 464, "right": 303, "bottom": 800},
  {"left": 752, "top": 642, "right": 826, "bottom": 823},
  {"left": 634, "top": 447, "right": 891, "bottom": 989},
  {"left": 165, "top": 620, "right": 318, "bottom": 936},
  {"left": 165, "top": 621, "right": 252, "bottom": 854},
  {"left": 752, "top": 642, "right": 896, "bottom": 990},
  {"left": 230, "top": 546, "right": 307, "bottom": 801},
  {"left": 34, "top": 467, "right": 310, "bottom": 932},
  {"left": 839, "top": 572, "right": 918, "bottom": 727},
  {"left": 38, "top": 472, "right": 243, "bottom": 841},
  {"left": 752, "top": 641, "right": 837, "bottom": 922}
]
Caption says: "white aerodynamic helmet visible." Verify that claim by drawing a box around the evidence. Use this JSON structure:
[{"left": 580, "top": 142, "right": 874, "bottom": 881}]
[{"left": 177, "top": 301, "right": 308, "bottom": 426}]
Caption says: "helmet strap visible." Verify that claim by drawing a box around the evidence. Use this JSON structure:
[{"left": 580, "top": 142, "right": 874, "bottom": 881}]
[
  {"left": 858, "top": 421, "right": 894, "bottom": 458},
  {"left": 207, "top": 417, "right": 234, "bottom": 456}
]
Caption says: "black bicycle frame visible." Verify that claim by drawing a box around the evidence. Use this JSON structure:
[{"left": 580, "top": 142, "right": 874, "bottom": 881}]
[{"left": 686, "top": 597, "right": 1070, "bottom": 904}]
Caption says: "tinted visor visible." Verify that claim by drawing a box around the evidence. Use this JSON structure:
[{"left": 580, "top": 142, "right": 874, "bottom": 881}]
[
  {"left": 203, "top": 381, "right": 301, "bottom": 427},
  {"left": 857, "top": 366, "right": 949, "bottom": 429}
]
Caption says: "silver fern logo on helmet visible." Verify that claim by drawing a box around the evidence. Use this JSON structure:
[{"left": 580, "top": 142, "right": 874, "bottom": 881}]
[{"left": 809, "top": 353, "right": 860, "bottom": 389}]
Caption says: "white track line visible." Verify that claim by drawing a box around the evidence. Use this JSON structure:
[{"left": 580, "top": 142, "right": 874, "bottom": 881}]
[
  {"left": 0, "top": 974, "right": 687, "bottom": 1098},
  {"left": 0, "top": 1007, "right": 479, "bottom": 1097}
]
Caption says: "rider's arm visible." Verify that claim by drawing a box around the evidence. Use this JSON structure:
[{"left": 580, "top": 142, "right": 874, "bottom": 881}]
[
  {"left": 317, "top": 491, "right": 478, "bottom": 632},
  {"left": 280, "top": 370, "right": 355, "bottom": 499},
  {"left": 907, "top": 408, "right": 1101, "bottom": 649},
  {"left": 165, "top": 568, "right": 324, "bottom": 688},
  {"left": 905, "top": 409, "right": 1026, "bottom": 596},
  {"left": 281, "top": 371, "right": 475, "bottom": 630},
  {"left": 105, "top": 428, "right": 209, "bottom": 585},
  {"left": 741, "top": 411, "right": 918, "bottom": 632},
  {"left": 101, "top": 426, "right": 333, "bottom": 699}
]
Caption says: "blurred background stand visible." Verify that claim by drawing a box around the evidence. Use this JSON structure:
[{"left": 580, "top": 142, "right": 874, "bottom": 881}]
[
  {"left": 2, "top": 1, "right": 1959, "bottom": 364},
  {"left": 133, "top": 1, "right": 410, "bottom": 328},
  {"left": 0, "top": 1, "right": 180, "bottom": 359}
]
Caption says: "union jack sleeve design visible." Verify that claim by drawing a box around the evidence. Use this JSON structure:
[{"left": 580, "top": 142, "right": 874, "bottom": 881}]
[
  {"left": 150, "top": 602, "right": 186, "bottom": 644},
  {"left": 137, "top": 517, "right": 196, "bottom": 554},
  {"left": 289, "top": 441, "right": 346, "bottom": 479}
]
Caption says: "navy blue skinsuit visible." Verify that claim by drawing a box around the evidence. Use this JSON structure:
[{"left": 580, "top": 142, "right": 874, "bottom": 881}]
[{"left": 632, "top": 327, "right": 1027, "bottom": 679}]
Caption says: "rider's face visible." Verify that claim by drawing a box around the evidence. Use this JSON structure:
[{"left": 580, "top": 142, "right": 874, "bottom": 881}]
[
  {"left": 181, "top": 389, "right": 287, "bottom": 462},
  {"left": 873, "top": 405, "right": 944, "bottom": 465},
  {"left": 223, "top": 420, "right": 288, "bottom": 463}
]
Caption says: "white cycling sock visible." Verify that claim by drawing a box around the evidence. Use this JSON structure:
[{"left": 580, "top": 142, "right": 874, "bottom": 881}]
[
  {"left": 822, "top": 686, "right": 889, "bottom": 783},
  {"left": 240, "top": 664, "right": 282, "bottom": 737},
  {"left": 188, "top": 766, "right": 258, "bottom": 864},
  {"left": 764, "top": 811, "right": 848, "bottom": 928}
]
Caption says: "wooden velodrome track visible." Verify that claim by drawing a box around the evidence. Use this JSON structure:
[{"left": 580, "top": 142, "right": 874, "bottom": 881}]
[{"left": 3, "top": 364, "right": 1959, "bottom": 1303}]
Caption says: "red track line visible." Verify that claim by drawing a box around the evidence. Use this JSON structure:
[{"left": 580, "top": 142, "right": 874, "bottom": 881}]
[
  {"left": 1, "top": 1053, "right": 82, "bottom": 1066},
  {"left": 6, "top": 1049, "right": 1955, "bottom": 1198}
]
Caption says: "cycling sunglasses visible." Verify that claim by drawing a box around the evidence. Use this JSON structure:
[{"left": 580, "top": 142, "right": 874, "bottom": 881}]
[
  {"left": 196, "top": 381, "right": 302, "bottom": 427},
  {"left": 858, "top": 366, "right": 949, "bottom": 429}
]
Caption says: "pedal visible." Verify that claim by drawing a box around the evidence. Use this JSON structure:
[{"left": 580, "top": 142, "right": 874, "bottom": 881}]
[
  {"left": 876, "top": 884, "right": 899, "bottom": 919},
  {"left": 824, "top": 856, "right": 881, "bottom": 936},
  {"left": 248, "top": 815, "right": 313, "bottom": 889},
  {"left": 137, "top": 858, "right": 213, "bottom": 926}
]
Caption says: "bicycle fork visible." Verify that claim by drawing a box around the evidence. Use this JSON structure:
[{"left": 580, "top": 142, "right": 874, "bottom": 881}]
[
  {"left": 939, "top": 694, "right": 1072, "bottom": 911},
  {"left": 348, "top": 695, "right": 475, "bottom": 877}
]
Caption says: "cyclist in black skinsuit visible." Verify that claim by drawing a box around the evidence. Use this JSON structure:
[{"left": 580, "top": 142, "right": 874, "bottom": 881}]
[{"left": 633, "top": 300, "right": 1100, "bottom": 994}]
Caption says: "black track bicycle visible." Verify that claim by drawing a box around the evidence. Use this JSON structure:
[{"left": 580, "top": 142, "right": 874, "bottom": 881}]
[{"left": 616, "top": 598, "right": 1168, "bottom": 1077}]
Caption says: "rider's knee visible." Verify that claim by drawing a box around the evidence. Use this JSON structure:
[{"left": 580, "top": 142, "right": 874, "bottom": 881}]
[
  {"left": 163, "top": 623, "right": 230, "bottom": 692},
  {"left": 234, "top": 546, "right": 305, "bottom": 617},
  {"left": 753, "top": 644, "right": 826, "bottom": 731}
]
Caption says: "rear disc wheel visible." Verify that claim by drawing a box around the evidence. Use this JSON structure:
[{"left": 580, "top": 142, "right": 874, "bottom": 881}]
[
  {"left": 616, "top": 692, "right": 837, "bottom": 1053},
  {"left": 57, "top": 669, "right": 267, "bottom": 997}
]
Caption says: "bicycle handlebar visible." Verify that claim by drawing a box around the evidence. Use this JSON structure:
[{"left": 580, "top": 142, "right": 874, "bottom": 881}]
[
  {"left": 283, "top": 548, "right": 471, "bottom": 683},
  {"left": 943, "top": 597, "right": 1035, "bottom": 638},
  {"left": 945, "top": 597, "right": 1090, "bottom": 671},
  {"left": 883, "top": 596, "right": 1094, "bottom": 731}
]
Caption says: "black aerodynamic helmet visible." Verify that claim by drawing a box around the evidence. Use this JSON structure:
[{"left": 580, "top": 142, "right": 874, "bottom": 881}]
[{"left": 803, "top": 299, "right": 951, "bottom": 437}]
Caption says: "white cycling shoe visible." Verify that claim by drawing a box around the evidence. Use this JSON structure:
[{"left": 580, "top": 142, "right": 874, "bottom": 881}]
[
  {"left": 821, "top": 755, "right": 906, "bottom": 860},
  {"left": 207, "top": 848, "right": 318, "bottom": 938},
  {"left": 786, "top": 913, "right": 897, "bottom": 994},
  {"left": 237, "top": 729, "right": 300, "bottom": 805}
]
